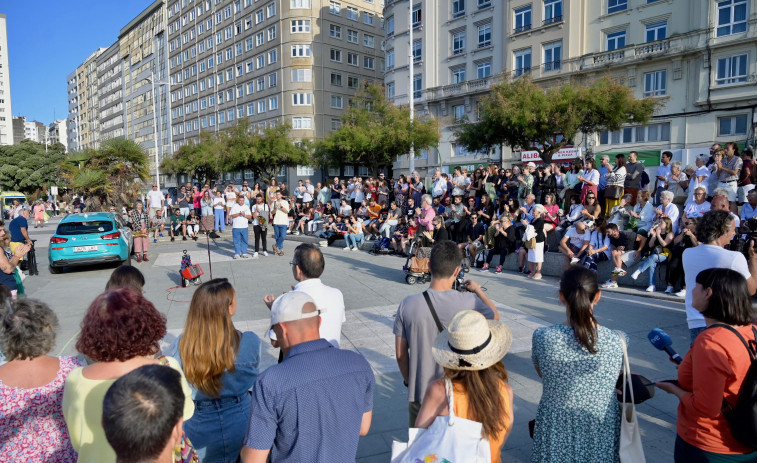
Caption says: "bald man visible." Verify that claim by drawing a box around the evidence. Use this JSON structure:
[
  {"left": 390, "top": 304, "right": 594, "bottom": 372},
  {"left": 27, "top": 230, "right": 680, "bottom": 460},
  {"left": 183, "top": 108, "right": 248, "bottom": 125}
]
[{"left": 241, "top": 292, "right": 374, "bottom": 463}]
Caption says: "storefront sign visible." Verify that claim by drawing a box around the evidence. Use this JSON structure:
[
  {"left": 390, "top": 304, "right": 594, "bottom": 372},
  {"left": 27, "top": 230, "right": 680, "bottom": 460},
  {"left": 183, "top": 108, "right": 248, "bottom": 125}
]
[{"left": 520, "top": 146, "right": 584, "bottom": 163}]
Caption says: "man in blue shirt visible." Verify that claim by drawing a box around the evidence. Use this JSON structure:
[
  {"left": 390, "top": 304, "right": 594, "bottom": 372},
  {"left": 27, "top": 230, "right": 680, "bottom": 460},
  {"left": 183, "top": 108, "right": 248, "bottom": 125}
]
[
  {"left": 241, "top": 291, "right": 374, "bottom": 463},
  {"left": 598, "top": 155, "right": 610, "bottom": 213},
  {"left": 8, "top": 208, "right": 31, "bottom": 254}
]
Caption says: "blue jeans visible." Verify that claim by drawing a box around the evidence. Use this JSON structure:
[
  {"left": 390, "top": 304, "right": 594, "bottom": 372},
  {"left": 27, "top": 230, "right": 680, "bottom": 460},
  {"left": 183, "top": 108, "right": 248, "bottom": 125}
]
[
  {"left": 214, "top": 209, "right": 225, "bottom": 231},
  {"left": 232, "top": 227, "right": 248, "bottom": 255},
  {"left": 689, "top": 326, "right": 706, "bottom": 346},
  {"left": 185, "top": 395, "right": 251, "bottom": 463},
  {"left": 638, "top": 253, "right": 667, "bottom": 284},
  {"left": 674, "top": 434, "right": 755, "bottom": 462},
  {"left": 346, "top": 233, "right": 364, "bottom": 248},
  {"left": 274, "top": 224, "right": 286, "bottom": 250}
]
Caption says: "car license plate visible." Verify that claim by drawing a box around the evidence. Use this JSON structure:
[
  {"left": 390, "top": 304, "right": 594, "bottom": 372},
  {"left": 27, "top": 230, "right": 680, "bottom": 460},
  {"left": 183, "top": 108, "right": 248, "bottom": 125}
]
[{"left": 74, "top": 245, "right": 98, "bottom": 252}]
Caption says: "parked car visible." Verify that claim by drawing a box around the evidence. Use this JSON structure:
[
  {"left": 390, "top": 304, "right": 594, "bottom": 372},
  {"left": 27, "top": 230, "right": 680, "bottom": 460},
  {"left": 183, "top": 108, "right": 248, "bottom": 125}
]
[{"left": 48, "top": 212, "right": 133, "bottom": 274}]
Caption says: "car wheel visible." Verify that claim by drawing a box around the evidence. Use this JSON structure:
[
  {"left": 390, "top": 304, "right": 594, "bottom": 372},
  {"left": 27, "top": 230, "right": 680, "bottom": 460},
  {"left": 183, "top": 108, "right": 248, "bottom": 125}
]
[{"left": 49, "top": 265, "right": 62, "bottom": 274}]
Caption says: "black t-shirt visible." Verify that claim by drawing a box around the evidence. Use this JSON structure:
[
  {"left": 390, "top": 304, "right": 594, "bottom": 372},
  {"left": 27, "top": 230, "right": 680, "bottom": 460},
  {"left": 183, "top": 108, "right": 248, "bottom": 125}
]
[
  {"left": 467, "top": 223, "right": 486, "bottom": 241},
  {"left": 610, "top": 230, "right": 637, "bottom": 250}
]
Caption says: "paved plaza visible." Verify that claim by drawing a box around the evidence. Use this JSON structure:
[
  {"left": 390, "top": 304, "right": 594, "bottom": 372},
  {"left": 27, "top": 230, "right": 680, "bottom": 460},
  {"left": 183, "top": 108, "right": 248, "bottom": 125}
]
[{"left": 25, "top": 218, "right": 687, "bottom": 462}]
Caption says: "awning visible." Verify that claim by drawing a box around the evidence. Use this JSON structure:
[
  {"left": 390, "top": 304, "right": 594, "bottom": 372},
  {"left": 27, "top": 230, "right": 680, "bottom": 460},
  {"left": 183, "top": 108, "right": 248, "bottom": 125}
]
[{"left": 521, "top": 147, "right": 584, "bottom": 163}]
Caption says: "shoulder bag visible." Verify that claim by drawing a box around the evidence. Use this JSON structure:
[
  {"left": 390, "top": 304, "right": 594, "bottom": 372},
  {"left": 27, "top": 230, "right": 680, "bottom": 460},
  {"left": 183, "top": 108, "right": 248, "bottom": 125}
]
[{"left": 616, "top": 331, "right": 646, "bottom": 463}]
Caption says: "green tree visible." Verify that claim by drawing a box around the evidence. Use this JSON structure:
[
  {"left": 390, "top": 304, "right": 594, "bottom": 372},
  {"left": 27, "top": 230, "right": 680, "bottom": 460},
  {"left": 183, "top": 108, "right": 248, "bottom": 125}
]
[
  {"left": 59, "top": 138, "right": 150, "bottom": 209},
  {"left": 0, "top": 140, "right": 66, "bottom": 196},
  {"left": 315, "top": 83, "right": 439, "bottom": 175},
  {"left": 161, "top": 131, "right": 227, "bottom": 185},
  {"left": 243, "top": 122, "right": 312, "bottom": 183},
  {"left": 456, "top": 77, "right": 660, "bottom": 164}
]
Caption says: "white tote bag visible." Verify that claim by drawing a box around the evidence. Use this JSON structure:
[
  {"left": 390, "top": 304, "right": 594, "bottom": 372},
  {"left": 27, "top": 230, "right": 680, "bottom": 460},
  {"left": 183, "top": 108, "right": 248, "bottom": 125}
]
[
  {"left": 390, "top": 379, "right": 491, "bottom": 463},
  {"left": 616, "top": 331, "right": 646, "bottom": 463}
]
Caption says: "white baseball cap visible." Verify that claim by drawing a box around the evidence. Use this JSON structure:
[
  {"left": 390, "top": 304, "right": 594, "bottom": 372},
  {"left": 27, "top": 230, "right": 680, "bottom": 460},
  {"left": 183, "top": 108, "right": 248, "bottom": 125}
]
[{"left": 270, "top": 291, "right": 323, "bottom": 328}]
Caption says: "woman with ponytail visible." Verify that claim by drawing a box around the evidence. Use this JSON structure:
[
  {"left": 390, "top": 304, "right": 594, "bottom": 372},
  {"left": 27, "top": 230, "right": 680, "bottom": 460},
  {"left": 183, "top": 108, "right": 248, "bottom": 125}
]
[
  {"left": 530, "top": 266, "right": 627, "bottom": 463},
  {"left": 169, "top": 279, "right": 261, "bottom": 463}
]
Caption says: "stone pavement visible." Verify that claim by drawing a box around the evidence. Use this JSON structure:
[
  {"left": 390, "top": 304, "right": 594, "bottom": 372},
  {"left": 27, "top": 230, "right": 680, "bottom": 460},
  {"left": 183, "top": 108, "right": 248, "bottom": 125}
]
[{"left": 25, "top": 217, "right": 685, "bottom": 462}]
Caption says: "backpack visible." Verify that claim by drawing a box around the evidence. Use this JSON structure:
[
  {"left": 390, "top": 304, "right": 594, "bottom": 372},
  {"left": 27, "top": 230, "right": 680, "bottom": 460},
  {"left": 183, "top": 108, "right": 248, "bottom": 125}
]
[
  {"left": 370, "top": 237, "right": 392, "bottom": 254},
  {"left": 710, "top": 323, "right": 757, "bottom": 450},
  {"left": 640, "top": 170, "right": 650, "bottom": 189}
]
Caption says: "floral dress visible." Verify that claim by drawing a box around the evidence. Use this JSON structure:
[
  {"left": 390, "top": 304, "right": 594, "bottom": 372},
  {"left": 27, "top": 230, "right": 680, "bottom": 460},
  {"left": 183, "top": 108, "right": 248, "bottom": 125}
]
[
  {"left": 531, "top": 325, "right": 625, "bottom": 463},
  {"left": 0, "top": 356, "right": 84, "bottom": 462}
]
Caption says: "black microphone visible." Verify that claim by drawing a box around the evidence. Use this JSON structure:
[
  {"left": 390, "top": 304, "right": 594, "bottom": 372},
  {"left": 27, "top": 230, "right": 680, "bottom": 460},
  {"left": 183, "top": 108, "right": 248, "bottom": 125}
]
[{"left": 648, "top": 328, "right": 682, "bottom": 364}]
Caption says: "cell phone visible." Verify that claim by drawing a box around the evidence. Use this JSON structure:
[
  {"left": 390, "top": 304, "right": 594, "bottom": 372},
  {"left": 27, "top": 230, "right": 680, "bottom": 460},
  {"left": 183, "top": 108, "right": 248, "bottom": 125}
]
[{"left": 659, "top": 379, "right": 680, "bottom": 387}]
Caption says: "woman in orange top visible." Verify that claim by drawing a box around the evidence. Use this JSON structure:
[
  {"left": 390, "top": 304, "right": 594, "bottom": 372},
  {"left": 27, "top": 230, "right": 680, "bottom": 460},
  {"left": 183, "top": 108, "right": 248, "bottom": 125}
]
[
  {"left": 415, "top": 310, "right": 514, "bottom": 463},
  {"left": 657, "top": 268, "right": 756, "bottom": 461}
]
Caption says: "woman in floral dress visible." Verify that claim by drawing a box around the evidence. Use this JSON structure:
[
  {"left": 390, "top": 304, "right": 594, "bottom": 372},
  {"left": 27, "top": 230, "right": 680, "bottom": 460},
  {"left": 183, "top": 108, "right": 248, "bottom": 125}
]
[
  {"left": 531, "top": 266, "right": 625, "bottom": 463},
  {"left": 0, "top": 299, "right": 84, "bottom": 462}
]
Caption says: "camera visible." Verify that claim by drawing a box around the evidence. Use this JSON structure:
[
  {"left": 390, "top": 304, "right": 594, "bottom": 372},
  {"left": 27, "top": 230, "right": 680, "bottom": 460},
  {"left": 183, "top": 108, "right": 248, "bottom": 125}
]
[{"left": 730, "top": 218, "right": 757, "bottom": 258}]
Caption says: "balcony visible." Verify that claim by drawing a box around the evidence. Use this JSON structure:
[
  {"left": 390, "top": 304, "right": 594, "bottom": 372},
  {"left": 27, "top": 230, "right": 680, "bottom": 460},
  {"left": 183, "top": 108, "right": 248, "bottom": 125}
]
[
  {"left": 543, "top": 15, "right": 563, "bottom": 26},
  {"left": 593, "top": 49, "right": 625, "bottom": 64},
  {"left": 423, "top": 72, "right": 503, "bottom": 101},
  {"left": 634, "top": 39, "right": 670, "bottom": 58},
  {"left": 513, "top": 24, "right": 532, "bottom": 34},
  {"left": 543, "top": 61, "right": 562, "bottom": 72}
]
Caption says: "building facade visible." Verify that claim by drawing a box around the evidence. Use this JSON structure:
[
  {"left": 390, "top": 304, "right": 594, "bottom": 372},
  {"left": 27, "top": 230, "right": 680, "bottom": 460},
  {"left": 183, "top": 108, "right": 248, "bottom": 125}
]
[
  {"left": 48, "top": 119, "right": 69, "bottom": 151},
  {"left": 67, "top": 48, "right": 106, "bottom": 152},
  {"left": 0, "top": 14, "right": 12, "bottom": 146},
  {"left": 97, "top": 42, "right": 125, "bottom": 143}
]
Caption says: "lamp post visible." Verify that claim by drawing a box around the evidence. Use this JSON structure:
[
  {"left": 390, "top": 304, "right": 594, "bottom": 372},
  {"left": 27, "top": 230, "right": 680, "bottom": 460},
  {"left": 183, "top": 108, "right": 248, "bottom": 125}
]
[
  {"left": 408, "top": 1, "right": 415, "bottom": 174},
  {"left": 147, "top": 71, "right": 174, "bottom": 191}
]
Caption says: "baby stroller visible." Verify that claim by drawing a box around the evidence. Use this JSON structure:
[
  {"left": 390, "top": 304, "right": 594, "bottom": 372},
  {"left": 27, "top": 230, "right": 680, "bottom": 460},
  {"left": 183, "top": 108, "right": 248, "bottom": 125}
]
[{"left": 402, "top": 238, "right": 466, "bottom": 290}]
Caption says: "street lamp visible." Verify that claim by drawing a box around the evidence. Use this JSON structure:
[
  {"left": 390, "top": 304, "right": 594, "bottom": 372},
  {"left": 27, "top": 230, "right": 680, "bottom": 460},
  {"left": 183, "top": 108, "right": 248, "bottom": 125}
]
[
  {"left": 146, "top": 71, "right": 173, "bottom": 191},
  {"left": 408, "top": 2, "right": 415, "bottom": 174}
]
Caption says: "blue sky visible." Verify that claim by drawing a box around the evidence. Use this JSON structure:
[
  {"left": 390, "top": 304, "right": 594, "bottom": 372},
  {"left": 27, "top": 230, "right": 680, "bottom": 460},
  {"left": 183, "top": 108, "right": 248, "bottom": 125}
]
[{"left": 3, "top": 1, "right": 152, "bottom": 124}]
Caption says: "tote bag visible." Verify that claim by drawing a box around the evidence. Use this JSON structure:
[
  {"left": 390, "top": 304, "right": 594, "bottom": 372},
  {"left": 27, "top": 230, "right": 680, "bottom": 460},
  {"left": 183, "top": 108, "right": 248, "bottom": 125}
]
[
  {"left": 616, "top": 331, "right": 646, "bottom": 463},
  {"left": 391, "top": 379, "right": 491, "bottom": 463}
]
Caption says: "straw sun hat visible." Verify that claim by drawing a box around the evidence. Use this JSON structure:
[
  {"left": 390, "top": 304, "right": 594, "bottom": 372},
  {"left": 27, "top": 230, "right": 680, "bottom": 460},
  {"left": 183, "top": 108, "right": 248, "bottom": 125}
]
[{"left": 432, "top": 311, "right": 513, "bottom": 371}]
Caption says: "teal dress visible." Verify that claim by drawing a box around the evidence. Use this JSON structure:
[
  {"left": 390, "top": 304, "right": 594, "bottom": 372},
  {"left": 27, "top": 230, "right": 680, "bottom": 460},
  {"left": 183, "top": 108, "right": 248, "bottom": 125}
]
[{"left": 531, "top": 324, "right": 625, "bottom": 463}]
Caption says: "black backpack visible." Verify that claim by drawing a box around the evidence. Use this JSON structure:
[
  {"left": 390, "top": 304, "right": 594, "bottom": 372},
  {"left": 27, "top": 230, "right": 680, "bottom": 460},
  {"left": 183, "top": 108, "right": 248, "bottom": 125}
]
[{"left": 710, "top": 323, "right": 757, "bottom": 450}]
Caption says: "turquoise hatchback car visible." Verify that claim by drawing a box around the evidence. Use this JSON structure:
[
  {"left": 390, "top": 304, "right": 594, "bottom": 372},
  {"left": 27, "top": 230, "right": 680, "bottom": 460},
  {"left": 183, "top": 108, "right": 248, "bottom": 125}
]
[{"left": 48, "top": 212, "right": 133, "bottom": 273}]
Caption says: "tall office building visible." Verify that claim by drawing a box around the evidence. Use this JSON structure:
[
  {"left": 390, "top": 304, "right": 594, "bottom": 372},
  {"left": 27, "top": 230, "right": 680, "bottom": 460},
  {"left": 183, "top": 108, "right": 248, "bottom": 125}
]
[{"left": 0, "top": 13, "right": 13, "bottom": 146}]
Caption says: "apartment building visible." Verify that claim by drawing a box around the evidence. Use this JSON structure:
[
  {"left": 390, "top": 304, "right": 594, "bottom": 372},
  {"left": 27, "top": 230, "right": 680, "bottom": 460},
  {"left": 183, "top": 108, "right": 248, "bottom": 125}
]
[
  {"left": 97, "top": 42, "right": 125, "bottom": 143},
  {"left": 0, "top": 14, "right": 12, "bottom": 146},
  {"left": 67, "top": 48, "right": 106, "bottom": 152},
  {"left": 386, "top": 0, "right": 757, "bottom": 175},
  {"left": 166, "top": 0, "right": 385, "bottom": 183},
  {"left": 48, "top": 119, "right": 69, "bottom": 151}
]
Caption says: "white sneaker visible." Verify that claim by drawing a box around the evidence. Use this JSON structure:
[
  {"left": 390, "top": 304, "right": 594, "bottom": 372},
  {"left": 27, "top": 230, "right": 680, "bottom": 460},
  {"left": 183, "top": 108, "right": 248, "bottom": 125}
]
[
  {"left": 262, "top": 251, "right": 268, "bottom": 256},
  {"left": 664, "top": 286, "right": 674, "bottom": 293},
  {"left": 294, "top": 231, "right": 300, "bottom": 235},
  {"left": 233, "top": 254, "right": 240, "bottom": 259},
  {"left": 241, "top": 253, "right": 251, "bottom": 258},
  {"left": 570, "top": 257, "right": 580, "bottom": 264},
  {"left": 630, "top": 270, "right": 641, "bottom": 280},
  {"left": 344, "top": 246, "right": 351, "bottom": 251},
  {"left": 253, "top": 252, "right": 259, "bottom": 257},
  {"left": 645, "top": 285, "right": 656, "bottom": 292},
  {"left": 352, "top": 247, "right": 359, "bottom": 251},
  {"left": 675, "top": 289, "right": 686, "bottom": 298}
]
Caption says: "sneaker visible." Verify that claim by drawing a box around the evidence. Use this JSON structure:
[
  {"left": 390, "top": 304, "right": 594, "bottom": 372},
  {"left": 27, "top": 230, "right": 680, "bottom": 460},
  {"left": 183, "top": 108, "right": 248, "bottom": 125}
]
[
  {"left": 570, "top": 257, "right": 580, "bottom": 265},
  {"left": 645, "top": 285, "right": 656, "bottom": 292},
  {"left": 241, "top": 253, "right": 251, "bottom": 258},
  {"left": 601, "top": 280, "right": 618, "bottom": 289},
  {"left": 153, "top": 238, "right": 158, "bottom": 243},
  {"left": 352, "top": 247, "right": 359, "bottom": 251},
  {"left": 262, "top": 251, "right": 268, "bottom": 257},
  {"left": 495, "top": 266, "right": 503, "bottom": 273},
  {"left": 344, "top": 246, "right": 351, "bottom": 251},
  {"left": 233, "top": 254, "right": 240, "bottom": 259},
  {"left": 159, "top": 233, "right": 163, "bottom": 237},
  {"left": 481, "top": 263, "right": 489, "bottom": 270},
  {"left": 171, "top": 237, "right": 175, "bottom": 242},
  {"left": 293, "top": 231, "right": 300, "bottom": 235},
  {"left": 611, "top": 268, "right": 627, "bottom": 277},
  {"left": 253, "top": 252, "right": 259, "bottom": 257},
  {"left": 664, "top": 286, "right": 674, "bottom": 294},
  {"left": 630, "top": 270, "right": 641, "bottom": 280},
  {"left": 675, "top": 289, "right": 687, "bottom": 298}
]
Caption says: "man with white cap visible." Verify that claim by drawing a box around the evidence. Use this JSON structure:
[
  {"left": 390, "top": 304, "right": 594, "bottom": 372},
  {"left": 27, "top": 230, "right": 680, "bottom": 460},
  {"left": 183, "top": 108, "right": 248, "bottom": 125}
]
[{"left": 241, "top": 291, "right": 374, "bottom": 463}]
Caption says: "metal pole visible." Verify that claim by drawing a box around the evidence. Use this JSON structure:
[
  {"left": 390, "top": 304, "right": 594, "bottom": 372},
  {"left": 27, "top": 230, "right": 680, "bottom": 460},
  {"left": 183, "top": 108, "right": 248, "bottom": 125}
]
[
  {"left": 150, "top": 71, "right": 161, "bottom": 190},
  {"left": 408, "top": 0, "right": 415, "bottom": 174}
]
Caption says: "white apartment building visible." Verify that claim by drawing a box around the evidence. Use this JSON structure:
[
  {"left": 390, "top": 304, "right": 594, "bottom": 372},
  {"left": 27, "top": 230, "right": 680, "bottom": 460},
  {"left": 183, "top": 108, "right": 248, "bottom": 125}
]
[
  {"left": 48, "top": 119, "right": 69, "bottom": 151},
  {"left": 0, "top": 14, "right": 12, "bottom": 146},
  {"left": 386, "top": 0, "right": 757, "bottom": 175}
]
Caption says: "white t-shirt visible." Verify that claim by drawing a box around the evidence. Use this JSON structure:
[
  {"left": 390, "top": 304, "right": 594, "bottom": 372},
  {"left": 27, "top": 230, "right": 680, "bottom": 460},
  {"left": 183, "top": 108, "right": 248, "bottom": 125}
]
[
  {"left": 303, "top": 185, "right": 314, "bottom": 203},
  {"left": 683, "top": 201, "right": 711, "bottom": 218},
  {"left": 294, "top": 278, "right": 346, "bottom": 347},
  {"left": 272, "top": 199, "right": 290, "bottom": 225},
  {"left": 212, "top": 197, "right": 225, "bottom": 210},
  {"left": 229, "top": 203, "right": 251, "bottom": 228},
  {"left": 656, "top": 164, "right": 671, "bottom": 184},
  {"left": 146, "top": 190, "right": 164, "bottom": 209},
  {"left": 682, "top": 244, "right": 750, "bottom": 329},
  {"left": 589, "top": 230, "right": 612, "bottom": 258},
  {"left": 252, "top": 203, "right": 269, "bottom": 226},
  {"left": 565, "top": 227, "right": 590, "bottom": 249},
  {"left": 225, "top": 189, "right": 237, "bottom": 207}
]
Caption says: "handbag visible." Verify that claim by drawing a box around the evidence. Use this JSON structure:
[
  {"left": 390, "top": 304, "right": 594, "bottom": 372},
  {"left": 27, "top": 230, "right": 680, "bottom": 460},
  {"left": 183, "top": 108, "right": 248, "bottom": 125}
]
[
  {"left": 390, "top": 378, "right": 491, "bottom": 463},
  {"left": 523, "top": 225, "right": 537, "bottom": 249},
  {"left": 616, "top": 331, "right": 646, "bottom": 463},
  {"left": 606, "top": 185, "right": 624, "bottom": 200}
]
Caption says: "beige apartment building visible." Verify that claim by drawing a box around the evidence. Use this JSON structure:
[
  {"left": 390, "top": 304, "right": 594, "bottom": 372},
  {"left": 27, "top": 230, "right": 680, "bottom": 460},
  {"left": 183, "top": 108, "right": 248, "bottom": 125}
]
[
  {"left": 67, "top": 48, "right": 105, "bottom": 152},
  {"left": 386, "top": 0, "right": 757, "bottom": 175},
  {"left": 0, "top": 14, "right": 13, "bottom": 146}
]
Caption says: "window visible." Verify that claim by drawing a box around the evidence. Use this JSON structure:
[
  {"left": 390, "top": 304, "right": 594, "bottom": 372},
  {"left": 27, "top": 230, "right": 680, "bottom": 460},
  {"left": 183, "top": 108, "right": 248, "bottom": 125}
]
[
  {"left": 478, "top": 0, "right": 491, "bottom": 8},
  {"left": 255, "top": 9, "right": 264, "bottom": 23},
  {"left": 412, "top": 4, "right": 422, "bottom": 26},
  {"left": 386, "top": 50, "right": 395, "bottom": 69},
  {"left": 330, "top": 24, "right": 342, "bottom": 38},
  {"left": 717, "top": 0, "right": 747, "bottom": 37},
  {"left": 293, "top": 93, "right": 312, "bottom": 105},
  {"left": 291, "top": 0, "right": 310, "bottom": 8},
  {"left": 291, "top": 19, "right": 311, "bottom": 33},
  {"left": 297, "top": 165, "right": 315, "bottom": 176},
  {"left": 606, "top": 30, "right": 626, "bottom": 50},
  {"left": 293, "top": 117, "right": 313, "bottom": 129},
  {"left": 269, "top": 96, "right": 279, "bottom": 110},
  {"left": 364, "top": 34, "right": 375, "bottom": 48},
  {"left": 514, "top": 6, "right": 531, "bottom": 33},
  {"left": 347, "top": 7, "right": 358, "bottom": 20},
  {"left": 643, "top": 70, "right": 666, "bottom": 96},
  {"left": 645, "top": 21, "right": 667, "bottom": 42},
  {"left": 364, "top": 57, "right": 375, "bottom": 69},
  {"left": 477, "top": 60, "right": 491, "bottom": 78},
  {"left": 347, "top": 29, "right": 359, "bottom": 43},
  {"left": 543, "top": 41, "right": 562, "bottom": 71},
  {"left": 413, "top": 40, "right": 422, "bottom": 62},
  {"left": 331, "top": 119, "right": 342, "bottom": 131},
  {"left": 453, "top": 104, "right": 465, "bottom": 122},
  {"left": 387, "top": 16, "right": 394, "bottom": 36},
  {"left": 331, "top": 95, "right": 343, "bottom": 108},
  {"left": 718, "top": 115, "right": 748, "bottom": 136},
  {"left": 330, "top": 48, "right": 342, "bottom": 62},
  {"left": 387, "top": 81, "right": 396, "bottom": 97},
  {"left": 544, "top": 0, "right": 563, "bottom": 24},
  {"left": 348, "top": 76, "right": 359, "bottom": 88},
  {"left": 608, "top": 0, "right": 627, "bottom": 14},
  {"left": 474, "top": 24, "right": 491, "bottom": 49},
  {"left": 330, "top": 1, "right": 341, "bottom": 14},
  {"left": 257, "top": 55, "right": 265, "bottom": 68},
  {"left": 331, "top": 72, "right": 343, "bottom": 86},
  {"left": 256, "top": 32, "right": 265, "bottom": 46},
  {"left": 363, "top": 12, "right": 374, "bottom": 25},
  {"left": 291, "top": 44, "right": 312, "bottom": 57},
  {"left": 292, "top": 68, "right": 312, "bottom": 82},
  {"left": 514, "top": 49, "right": 531, "bottom": 76},
  {"left": 452, "top": 31, "right": 466, "bottom": 55},
  {"left": 347, "top": 52, "right": 359, "bottom": 65},
  {"left": 451, "top": 67, "right": 466, "bottom": 83},
  {"left": 452, "top": 0, "right": 465, "bottom": 18},
  {"left": 268, "top": 50, "right": 277, "bottom": 64},
  {"left": 716, "top": 54, "right": 748, "bottom": 85},
  {"left": 269, "top": 72, "right": 277, "bottom": 87},
  {"left": 258, "top": 100, "right": 267, "bottom": 113},
  {"left": 600, "top": 122, "right": 670, "bottom": 145},
  {"left": 413, "top": 75, "right": 422, "bottom": 98},
  {"left": 268, "top": 25, "right": 277, "bottom": 40}
]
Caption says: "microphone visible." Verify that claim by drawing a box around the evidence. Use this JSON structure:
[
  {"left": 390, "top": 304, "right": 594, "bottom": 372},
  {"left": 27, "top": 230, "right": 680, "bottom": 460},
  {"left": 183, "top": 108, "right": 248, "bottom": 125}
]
[{"left": 648, "top": 328, "right": 683, "bottom": 364}]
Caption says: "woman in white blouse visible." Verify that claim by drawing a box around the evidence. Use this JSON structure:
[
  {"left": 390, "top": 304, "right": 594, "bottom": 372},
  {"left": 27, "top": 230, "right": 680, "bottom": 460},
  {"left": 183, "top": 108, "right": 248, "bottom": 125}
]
[{"left": 577, "top": 158, "right": 600, "bottom": 204}]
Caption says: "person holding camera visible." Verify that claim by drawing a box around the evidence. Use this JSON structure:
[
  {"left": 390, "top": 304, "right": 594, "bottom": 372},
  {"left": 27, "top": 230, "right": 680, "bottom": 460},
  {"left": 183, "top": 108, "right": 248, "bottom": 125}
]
[{"left": 682, "top": 209, "right": 757, "bottom": 344}]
